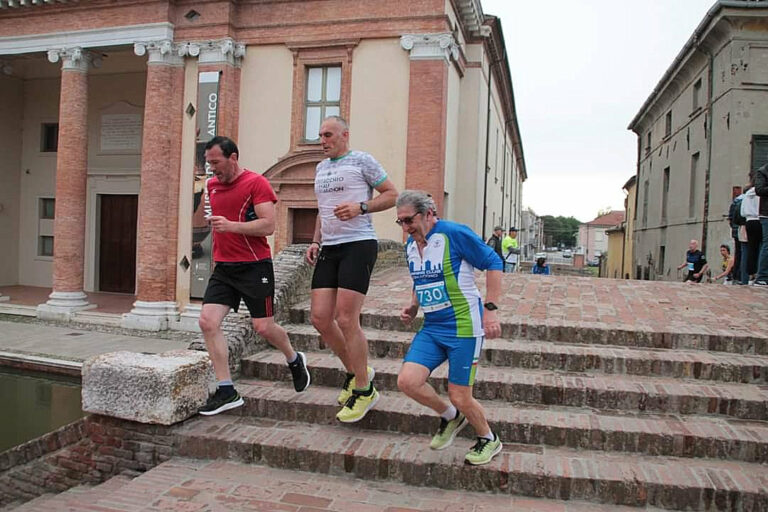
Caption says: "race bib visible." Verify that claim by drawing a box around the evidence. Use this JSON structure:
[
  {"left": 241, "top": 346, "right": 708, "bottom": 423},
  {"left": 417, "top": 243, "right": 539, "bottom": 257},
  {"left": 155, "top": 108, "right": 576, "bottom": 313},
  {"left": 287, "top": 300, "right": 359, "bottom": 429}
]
[
  {"left": 687, "top": 262, "right": 694, "bottom": 271},
  {"left": 415, "top": 281, "right": 451, "bottom": 312}
]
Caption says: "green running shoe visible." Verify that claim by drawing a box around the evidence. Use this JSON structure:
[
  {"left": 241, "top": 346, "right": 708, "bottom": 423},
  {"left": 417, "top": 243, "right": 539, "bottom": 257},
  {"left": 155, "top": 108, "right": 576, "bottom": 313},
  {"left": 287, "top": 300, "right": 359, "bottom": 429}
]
[
  {"left": 430, "top": 412, "right": 468, "bottom": 450},
  {"left": 464, "top": 434, "right": 502, "bottom": 465},
  {"left": 337, "top": 366, "right": 375, "bottom": 405}
]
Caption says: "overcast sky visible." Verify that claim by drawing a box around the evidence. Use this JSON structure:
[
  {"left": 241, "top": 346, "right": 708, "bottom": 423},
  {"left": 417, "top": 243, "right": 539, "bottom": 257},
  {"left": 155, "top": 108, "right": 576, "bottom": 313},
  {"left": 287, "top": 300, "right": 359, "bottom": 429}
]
[{"left": 481, "top": 0, "right": 717, "bottom": 222}]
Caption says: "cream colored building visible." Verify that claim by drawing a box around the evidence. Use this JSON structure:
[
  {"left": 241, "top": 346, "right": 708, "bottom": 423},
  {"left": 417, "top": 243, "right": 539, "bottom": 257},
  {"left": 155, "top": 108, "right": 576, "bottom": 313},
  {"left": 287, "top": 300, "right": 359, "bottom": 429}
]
[
  {"left": 0, "top": 0, "right": 526, "bottom": 330},
  {"left": 628, "top": 0, "right": 768, "bottom": 282}
]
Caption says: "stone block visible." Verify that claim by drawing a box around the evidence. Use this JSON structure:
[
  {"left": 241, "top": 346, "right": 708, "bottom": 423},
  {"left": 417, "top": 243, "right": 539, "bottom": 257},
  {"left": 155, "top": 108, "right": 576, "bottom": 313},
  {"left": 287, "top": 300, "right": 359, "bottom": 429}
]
[{"left": 82, "top": 350, "right": 213, "bottom": 425}]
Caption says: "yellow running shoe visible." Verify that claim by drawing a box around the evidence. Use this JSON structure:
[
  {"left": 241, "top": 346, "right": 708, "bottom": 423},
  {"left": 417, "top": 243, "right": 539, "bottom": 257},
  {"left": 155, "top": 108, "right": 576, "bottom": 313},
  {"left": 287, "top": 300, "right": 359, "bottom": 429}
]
[
  {"left": 336, "top": 386, "right": 380, "bottom": 423},
  {"left": 430, "top": 412, "right": 467, "bottom": 450},
  {"left": 464, "top": 434, "right": 502, "bottom": 465},
  {"left": 337, "top": 366, "right": 375, "bottom": 405}
]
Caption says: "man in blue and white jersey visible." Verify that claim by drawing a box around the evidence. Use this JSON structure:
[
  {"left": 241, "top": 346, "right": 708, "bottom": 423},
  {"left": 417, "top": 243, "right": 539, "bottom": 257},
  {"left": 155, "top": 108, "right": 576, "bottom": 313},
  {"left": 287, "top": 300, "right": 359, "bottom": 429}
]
[{"left": 395, "top": 190, "right": 503, "bottom": 466}]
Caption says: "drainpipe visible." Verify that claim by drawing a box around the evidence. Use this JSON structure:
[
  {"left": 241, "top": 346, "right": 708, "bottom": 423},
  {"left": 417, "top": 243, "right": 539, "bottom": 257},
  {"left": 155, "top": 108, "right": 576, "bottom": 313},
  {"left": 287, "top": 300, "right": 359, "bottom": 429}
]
[
  {"left": 501, "top": 121, "right": 508, "bottom": 224},
  {"left": 481, "top": 55, "right": 493, "bottom": 239},
  {"left": 701, "top": 45, "right": 715, "bottom": 256}
]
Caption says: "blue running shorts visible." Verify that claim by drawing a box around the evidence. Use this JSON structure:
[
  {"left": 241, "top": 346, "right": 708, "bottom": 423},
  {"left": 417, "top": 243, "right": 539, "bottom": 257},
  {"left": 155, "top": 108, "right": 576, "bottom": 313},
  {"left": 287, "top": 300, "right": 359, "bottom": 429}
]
[{"left": 403, "top": 330, "right": 484, "bottom": 386}]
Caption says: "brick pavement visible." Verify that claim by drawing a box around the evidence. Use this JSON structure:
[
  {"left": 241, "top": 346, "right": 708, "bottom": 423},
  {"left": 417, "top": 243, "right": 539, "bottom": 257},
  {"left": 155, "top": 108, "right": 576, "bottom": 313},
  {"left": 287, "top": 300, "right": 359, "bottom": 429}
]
[
  {"left": 8, "top": 268, "right": 768, "bottom": 510},
  {"left": 9, "top": 457, "right": 664, "bottom": 512},
  {"left": 354, "top": 268, "right": 768, "bottom": 351}
]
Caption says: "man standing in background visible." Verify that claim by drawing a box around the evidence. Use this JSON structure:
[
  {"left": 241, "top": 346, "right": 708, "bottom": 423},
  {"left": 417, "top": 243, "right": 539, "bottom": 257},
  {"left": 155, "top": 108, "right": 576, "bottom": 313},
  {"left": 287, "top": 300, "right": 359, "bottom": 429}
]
[{"left": 501, "top": 227, "right": 519, "bottom": 273}]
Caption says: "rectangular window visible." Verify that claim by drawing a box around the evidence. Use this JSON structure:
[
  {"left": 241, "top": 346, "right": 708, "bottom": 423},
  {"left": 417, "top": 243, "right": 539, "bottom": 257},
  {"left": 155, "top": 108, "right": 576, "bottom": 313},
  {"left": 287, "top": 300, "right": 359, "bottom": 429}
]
[
  {"left": 658, "top": 246, "right": 665, "bottom": 276},
  {"left": 38, "top": 236, "right": 54, "bottom": 257},
  {"left": 41, "top": 123, "right": 58, "bottom": 152},
  {"left": 664, "top": 111, "right": 672, "bottom": 138},
  {"left": 645, "top": 131, "right": 651, "bottom": 155},
  {"left": 38, "top": 197, "right": 55, "bottom": 257},
  {"left": 642, "top": 180, "right": 649, "bottom": 227},
  {"left": 689, "top": 152, "right": 700, "bottom": 218},
  {"left": 304, "top": 66, "right": 342, "bottom": 142},
  {"left": 40, "top": 197, "right": 55, "bottom": 219},
  {"left": 692, "top": 79, "right": 702, "bottom": 111},
  {"left": 661, "top": 167, "right": 670, "bottom": 222},
  {"left": 752, "top": 135, "right": 768, "bottom": 173}
]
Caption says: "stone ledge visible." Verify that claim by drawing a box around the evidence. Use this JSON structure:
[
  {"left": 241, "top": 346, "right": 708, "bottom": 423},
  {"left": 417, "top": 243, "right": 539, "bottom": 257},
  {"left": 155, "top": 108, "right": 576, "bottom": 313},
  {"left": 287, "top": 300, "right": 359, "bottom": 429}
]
[{"left": 82, "top": 350, "right": 213, "bottom": 425}]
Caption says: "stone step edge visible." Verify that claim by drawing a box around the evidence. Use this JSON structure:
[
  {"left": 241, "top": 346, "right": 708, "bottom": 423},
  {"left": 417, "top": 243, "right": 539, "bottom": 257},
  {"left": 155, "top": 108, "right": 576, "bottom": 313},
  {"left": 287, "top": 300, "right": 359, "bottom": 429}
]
[
  {"left": 242, "top": 351, "right": 768, "bottom": 420},
  {"left": 283, "top": 324, "right": 768, "bottom": 383},
  {"left": 176, "top": 416, "right": 768, "bottom": 510},
  {"left": 234, "top": 377, "right": 768, "bottom": 463},
  {"left": 8, "top": 474, "right": 134, "bottom": 512},
  {"left": 287, "top": 307, "right": 768, "bottom": 355},
  {"left": 85, "top": 457, "right": 665, "bottom": 512}
]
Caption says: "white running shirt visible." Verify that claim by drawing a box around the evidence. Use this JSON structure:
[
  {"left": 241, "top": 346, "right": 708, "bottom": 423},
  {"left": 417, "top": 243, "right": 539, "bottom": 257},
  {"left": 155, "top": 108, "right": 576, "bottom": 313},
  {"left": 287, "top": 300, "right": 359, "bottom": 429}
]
[{"left": 314, "top": 150, "right": 388, "bottom": 246}]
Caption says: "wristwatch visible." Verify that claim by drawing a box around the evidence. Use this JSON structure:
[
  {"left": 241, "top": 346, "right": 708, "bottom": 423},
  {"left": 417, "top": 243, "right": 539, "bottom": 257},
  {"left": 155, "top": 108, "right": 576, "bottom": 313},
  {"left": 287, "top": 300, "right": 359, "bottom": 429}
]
[
  {"left": 483, "top": 302, "right": 498, "bottom": 311},
  {"left": 359, "top": 202, "right": 369, "bottom": 214}
]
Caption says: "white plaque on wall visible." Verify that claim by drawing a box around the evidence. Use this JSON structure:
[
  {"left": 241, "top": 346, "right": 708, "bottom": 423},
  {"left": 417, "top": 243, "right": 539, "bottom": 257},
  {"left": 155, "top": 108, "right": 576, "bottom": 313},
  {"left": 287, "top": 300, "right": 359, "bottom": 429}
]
[{"left": 100, "top": 113, "right": 142, "bottom": 152}]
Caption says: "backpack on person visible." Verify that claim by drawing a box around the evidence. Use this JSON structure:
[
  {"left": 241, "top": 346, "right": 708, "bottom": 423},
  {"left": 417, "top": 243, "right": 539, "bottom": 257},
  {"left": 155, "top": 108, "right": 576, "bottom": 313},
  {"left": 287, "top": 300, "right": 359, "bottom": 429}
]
[{"left": 730, "top": 196, "right": 747, "bottom": 227}]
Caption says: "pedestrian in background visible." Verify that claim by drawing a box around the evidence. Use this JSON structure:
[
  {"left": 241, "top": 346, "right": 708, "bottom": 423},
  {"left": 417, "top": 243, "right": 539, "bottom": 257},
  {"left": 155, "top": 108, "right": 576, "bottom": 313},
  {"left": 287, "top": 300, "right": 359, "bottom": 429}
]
[
  {"left": 741, "top": 174, "right": 761, "bottom": 285},
  {"left": 532, "top": 255, "right": 551, "bottom": 275},
  {"left": 486, "top": 226, "right": 504, "bottom": 264},
  {"left": 753, "top": 162, "right": 768, "bottom": 286},
  {"left": 677, "top": 239, "right": 709, "bottom": 283},
  {"left": 501, "top": 227, "right": 519, "bottom": 273},
  {"left": 712, "top": 244, "right": 735, "bottom": 283}
]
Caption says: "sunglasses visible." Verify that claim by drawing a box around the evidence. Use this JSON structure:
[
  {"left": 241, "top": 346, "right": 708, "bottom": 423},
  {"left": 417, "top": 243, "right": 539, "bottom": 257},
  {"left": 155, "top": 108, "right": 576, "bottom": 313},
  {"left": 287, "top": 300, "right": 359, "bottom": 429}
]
[{"left": 395, "top": 212, "right": 423, "bottom": 226}]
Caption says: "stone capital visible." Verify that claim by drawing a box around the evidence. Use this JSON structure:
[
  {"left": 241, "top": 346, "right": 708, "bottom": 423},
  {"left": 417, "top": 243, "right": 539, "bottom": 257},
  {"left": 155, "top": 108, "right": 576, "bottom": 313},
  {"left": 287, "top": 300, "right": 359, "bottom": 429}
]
[
  {"left": 400, "top": 33, "right": 458, "bottom": 62},
  {"left": 47, "top": 47, "right": 101, "bottom": 72},
  {"left": 190, "top": 38, "right": 246, "bottom": 66},
  {"left": 134, "top": 39, "right": 184, "bottom": 66}
]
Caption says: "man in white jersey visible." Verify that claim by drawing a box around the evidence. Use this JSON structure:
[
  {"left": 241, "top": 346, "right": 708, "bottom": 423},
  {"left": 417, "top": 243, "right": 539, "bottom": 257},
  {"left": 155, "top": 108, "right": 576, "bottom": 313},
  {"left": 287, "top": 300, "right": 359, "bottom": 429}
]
[{"left": 305, "top": 116, "right": 398, "bottom": 423}]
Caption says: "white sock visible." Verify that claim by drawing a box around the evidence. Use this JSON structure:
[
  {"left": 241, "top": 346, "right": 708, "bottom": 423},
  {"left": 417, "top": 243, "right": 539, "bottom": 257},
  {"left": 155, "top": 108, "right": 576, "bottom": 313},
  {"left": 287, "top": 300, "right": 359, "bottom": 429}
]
[
  {"left": 286, "top": 352, "right": 298, "bottom": 364},
  {"left": 440, "top": 405, "right": 458, "bottom": 421},
  {"left": 481, "top": 431, "right": 495, "bottom": 441}
]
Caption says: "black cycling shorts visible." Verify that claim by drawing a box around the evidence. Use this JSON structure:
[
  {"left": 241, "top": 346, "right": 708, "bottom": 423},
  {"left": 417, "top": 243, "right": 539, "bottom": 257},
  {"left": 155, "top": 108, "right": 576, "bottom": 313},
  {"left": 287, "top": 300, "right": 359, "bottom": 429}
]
[
  {"left": 311, "top": 239, "right": 378, "bottom": 295},
  {"left": 203, "top": 261, "right": 275, "bottom": 318}
]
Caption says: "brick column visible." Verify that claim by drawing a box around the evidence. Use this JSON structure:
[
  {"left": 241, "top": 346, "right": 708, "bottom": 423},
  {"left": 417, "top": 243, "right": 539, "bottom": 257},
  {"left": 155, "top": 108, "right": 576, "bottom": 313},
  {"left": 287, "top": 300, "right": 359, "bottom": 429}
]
[
  {"left": 122, "top": 40, "right": 185, "bottom": 331},
  {"left": 400, "top": 34, "right": 456, "bottom": 216},
  {"left": 37, "top": 47, "right": 96, "bottom": 321}
]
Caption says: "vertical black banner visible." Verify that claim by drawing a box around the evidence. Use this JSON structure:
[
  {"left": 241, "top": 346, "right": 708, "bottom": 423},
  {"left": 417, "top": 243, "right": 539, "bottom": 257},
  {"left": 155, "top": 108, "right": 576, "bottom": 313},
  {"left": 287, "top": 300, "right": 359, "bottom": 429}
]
[{"left": 190, "top": 71, "right": 220, "bottom": 298}]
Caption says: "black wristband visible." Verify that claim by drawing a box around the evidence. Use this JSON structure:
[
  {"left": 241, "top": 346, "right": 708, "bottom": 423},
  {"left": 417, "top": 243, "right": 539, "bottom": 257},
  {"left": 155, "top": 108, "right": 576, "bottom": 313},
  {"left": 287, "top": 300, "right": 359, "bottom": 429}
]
[{"left": 310, "top": 241, "right": 321, "bottom": 247}]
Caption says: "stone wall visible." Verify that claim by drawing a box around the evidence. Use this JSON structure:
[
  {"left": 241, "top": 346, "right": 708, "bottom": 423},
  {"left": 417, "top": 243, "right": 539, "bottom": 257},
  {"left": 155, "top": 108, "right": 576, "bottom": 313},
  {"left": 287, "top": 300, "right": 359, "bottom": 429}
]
[
  {"left": 188, "top": 241, "right": 405, "bottom": 376},
  {"left": 0, "top": 416, "right": 175, "bottom": 508}
]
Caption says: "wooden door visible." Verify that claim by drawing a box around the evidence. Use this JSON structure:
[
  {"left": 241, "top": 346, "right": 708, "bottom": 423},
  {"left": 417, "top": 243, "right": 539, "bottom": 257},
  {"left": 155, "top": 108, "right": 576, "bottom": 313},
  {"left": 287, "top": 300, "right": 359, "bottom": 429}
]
[
  {"left": 292, "top": 209, "right": 318, "bottom": 244},
  {"left": 99, "top": 195, "right": 138, "bottom": 293}
]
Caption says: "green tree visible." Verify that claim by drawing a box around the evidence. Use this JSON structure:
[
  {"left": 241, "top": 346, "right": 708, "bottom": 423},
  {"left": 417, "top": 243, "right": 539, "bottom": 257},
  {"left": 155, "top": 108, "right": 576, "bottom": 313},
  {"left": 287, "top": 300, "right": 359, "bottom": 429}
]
[{"left": 541, "top": 215, "right": 580, "bottom": 248}]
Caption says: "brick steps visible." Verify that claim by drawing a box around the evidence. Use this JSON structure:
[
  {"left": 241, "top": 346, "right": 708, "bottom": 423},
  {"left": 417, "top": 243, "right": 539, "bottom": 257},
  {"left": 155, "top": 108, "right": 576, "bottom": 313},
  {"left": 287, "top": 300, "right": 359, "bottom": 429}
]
[
  {"left": 288, "top": 304, "right": 768, "bottom": 355},
  {"left": 234, "top": 378, "right": 768, "bottom": 463},
  {"left": 8, "top": 474, "right": 133, "bottom": 511},
  {"left": 15, "top": 457, "right": 661, "bottom": 512},
  {"left": 175, "top": 415, "right": 768, "bottom": 511},
  {"left": 242, "top": 351, "right": 768, "bottom": 419},
  {"left": 284, "top": 323, "right": 768, "bottom": 383}
]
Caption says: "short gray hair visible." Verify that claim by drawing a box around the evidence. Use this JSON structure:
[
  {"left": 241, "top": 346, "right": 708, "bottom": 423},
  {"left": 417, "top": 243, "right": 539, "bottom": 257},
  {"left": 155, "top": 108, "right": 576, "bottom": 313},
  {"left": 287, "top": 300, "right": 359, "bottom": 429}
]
[
  {"left": 323, "top": 115, "right": 349, "bottom": 131},
  {"left": 396, "top": 190, "right": 436, "bottom": 215}
]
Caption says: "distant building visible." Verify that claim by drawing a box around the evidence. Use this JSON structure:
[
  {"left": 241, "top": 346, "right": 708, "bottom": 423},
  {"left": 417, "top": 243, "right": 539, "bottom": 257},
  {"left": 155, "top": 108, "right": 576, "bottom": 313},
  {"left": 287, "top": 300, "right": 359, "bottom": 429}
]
[
  {"left": 603, "top": 176, "right": 637, "bottom": 279},
  {"left": 622, "top": 176, "right": 637, "bottom": 279},
  {"left": 0, "top": 0, "right": 526, "bottom": 330},
  {"left": 578, "top": 211, "right": 625, "bottom": 262},
  {"left": 519, "top": 207, "right": 543, "bottom": 260},
  {"left": 628, "top": 0, "right": 768, "bottom": 281}
]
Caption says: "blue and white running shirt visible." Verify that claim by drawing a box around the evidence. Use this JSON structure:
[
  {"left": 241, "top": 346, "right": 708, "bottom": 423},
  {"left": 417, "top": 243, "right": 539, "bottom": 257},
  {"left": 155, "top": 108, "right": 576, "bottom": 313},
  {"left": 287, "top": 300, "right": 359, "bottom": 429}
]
[{"left": 406, "top": 220, "right": 503, "bottom": 338}]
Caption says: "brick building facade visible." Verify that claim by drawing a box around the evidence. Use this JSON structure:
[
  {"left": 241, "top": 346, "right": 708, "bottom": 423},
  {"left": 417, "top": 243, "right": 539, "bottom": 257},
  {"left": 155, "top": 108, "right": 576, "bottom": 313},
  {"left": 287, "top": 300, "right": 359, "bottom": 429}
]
[{"left": 0, "top": 0, "right": 526, "bottom": 330}]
